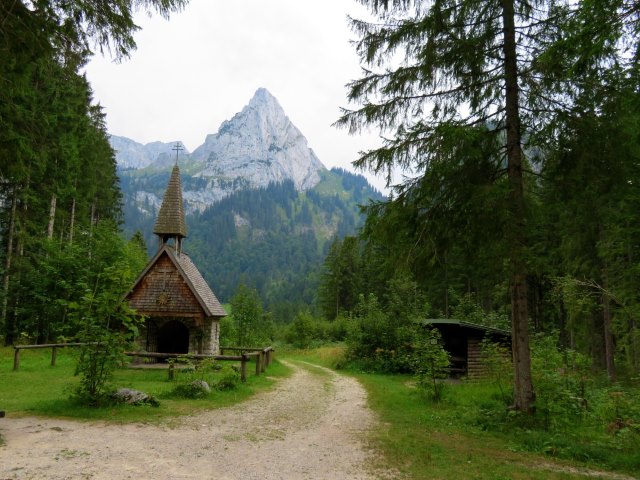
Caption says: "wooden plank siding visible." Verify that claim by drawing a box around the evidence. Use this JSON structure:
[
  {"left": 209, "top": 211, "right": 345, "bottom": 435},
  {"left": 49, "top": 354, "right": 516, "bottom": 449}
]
[{"left": 128, "top": 253, "right": 205, "bottom": 323}]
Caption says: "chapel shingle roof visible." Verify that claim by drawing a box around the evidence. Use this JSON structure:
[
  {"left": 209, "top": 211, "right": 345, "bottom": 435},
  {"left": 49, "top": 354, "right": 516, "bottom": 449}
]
[
  {"left": 174, "top": 250, "right": 227, "bottom": 317},
  {"left": 153, "top": 165, "right": 187, "bottom": 238}
]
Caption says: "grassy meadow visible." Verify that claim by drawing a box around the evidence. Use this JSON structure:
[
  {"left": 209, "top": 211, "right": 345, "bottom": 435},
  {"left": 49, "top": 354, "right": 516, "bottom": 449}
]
[
  {"left": 1, "top": 344, "right": 638, "bottom": 479},
  {"left": 0, "top": 346, "right": 290, "bottom": 423},
  {"left": 285, "top": 346, "right": 640, "bottom": 480}
]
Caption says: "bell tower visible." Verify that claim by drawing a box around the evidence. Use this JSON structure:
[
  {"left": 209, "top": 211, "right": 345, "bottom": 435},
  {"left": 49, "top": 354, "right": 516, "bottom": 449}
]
[{"left": 153, "top": 143, "right": 187, "bottom": 254}]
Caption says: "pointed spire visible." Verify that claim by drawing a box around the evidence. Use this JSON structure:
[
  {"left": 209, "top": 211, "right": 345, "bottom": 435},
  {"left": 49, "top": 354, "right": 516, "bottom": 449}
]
[{"left": 153, "top": 165, "right": 187, "bottom": 248}]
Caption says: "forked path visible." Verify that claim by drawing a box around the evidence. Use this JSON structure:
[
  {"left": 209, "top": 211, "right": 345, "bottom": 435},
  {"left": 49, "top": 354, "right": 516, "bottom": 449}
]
[{"left": 0, "top": 361, "right": 387, "bottom": 480}]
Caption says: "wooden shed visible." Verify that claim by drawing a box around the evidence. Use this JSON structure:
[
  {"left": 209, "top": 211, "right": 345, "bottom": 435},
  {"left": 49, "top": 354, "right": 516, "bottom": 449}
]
[
  {"left": 124, "top": 163, "right": 226, "bottom": 356},
  {"left": 420, "top": 319, "right": 511, "bottom": 378}
]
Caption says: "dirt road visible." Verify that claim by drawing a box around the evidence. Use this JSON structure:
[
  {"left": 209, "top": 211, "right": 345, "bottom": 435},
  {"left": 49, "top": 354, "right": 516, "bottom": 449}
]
[{"left": 0, "top": 361, "right": 386, "bottom": 480}]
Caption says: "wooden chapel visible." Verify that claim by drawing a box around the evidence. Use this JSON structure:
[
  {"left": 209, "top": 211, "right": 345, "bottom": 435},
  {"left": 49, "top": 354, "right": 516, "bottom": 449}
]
[{"left": 124, "top": 159, "right": 226, "bottom": 356}]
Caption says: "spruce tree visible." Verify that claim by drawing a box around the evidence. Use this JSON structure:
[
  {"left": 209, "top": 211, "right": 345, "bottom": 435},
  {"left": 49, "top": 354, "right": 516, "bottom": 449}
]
[{"left": 337, "top": 0, "right": 565, "bottom": 411}]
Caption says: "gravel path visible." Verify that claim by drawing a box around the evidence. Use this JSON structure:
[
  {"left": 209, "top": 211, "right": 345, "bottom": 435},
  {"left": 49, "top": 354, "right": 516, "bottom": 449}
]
[{"left": 0, "top": 361, "right": 386, "bottom": 480}]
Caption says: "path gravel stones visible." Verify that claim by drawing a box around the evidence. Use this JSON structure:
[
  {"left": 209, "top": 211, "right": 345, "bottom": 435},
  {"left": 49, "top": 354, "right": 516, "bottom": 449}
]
[{"left": 0, "top": 361, "right": 386, "bottom": 480}]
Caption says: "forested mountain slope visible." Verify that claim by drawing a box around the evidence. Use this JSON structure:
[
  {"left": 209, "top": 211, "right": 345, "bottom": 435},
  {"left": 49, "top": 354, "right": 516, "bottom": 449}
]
[{"left": 120, "top": 168, "right": 382, "bottom": 321}]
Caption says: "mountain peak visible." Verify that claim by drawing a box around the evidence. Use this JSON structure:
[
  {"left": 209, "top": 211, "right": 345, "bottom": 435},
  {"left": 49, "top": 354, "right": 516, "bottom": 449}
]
[
  {"left": 112, "top": 88, "right": 326, "bottom": 211},
  {"left": 250, "top": 87, "right": 277, "bottom": 105},
  {"left": 190, "top": 88, "right": 325, "bottom": 200}
]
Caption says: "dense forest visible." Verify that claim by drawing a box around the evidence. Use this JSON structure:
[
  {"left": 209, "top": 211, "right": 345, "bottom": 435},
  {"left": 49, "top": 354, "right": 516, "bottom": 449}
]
[
  {"left": 312, "top": 0, "right": 640, "bottom": 411},
  {"left": 0, "top": 0, "right": 186, "bottom": 345},
  {"left": 120, "top": 167, "right": 382, "bottom": 322},
  {"left": 1, "top": 0, "right": 639, "bottom": 411}
]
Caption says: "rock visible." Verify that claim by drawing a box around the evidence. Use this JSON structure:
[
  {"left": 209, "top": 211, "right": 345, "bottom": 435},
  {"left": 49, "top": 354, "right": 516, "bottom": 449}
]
[
  {"left": 189, "top": 380, "right": 211, "bottom": 394},
  {"left": 111, "top": 388, "right": 159, "bottom": 407}
]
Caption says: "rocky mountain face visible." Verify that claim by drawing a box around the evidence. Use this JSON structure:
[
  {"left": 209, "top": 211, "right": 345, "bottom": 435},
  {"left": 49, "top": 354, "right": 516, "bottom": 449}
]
[
  {"left": 115, "top": 88, "right": 383, "bottom": 316},
  {"left": 110, "top": 136, "right": 189, "bottom": 170},
  {"left": 112, "top": 88, "right": 326, "bottom": 212}
]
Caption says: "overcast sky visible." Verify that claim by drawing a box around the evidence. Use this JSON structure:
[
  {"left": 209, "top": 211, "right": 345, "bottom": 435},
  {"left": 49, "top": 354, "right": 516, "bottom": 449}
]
[{"left": 84, "top": 0, "right": 390, "bottom": 191}]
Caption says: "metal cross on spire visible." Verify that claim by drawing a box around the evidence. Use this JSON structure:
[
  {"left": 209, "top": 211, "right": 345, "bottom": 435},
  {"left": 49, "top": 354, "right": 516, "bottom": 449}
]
[{"left": 172, "top": 142, "right": 184, "bottom": 165}]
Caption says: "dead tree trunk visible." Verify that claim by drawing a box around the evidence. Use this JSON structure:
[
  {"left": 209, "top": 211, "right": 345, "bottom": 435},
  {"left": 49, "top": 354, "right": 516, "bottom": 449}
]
[{"left": 47, "top": 194, "right": 56, "bottom": 240}]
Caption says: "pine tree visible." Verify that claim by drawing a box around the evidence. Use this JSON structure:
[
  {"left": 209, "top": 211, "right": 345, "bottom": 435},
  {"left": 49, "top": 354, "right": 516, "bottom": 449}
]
[{"left": 337, "top": 0, "right": 566, "bottom": 411}]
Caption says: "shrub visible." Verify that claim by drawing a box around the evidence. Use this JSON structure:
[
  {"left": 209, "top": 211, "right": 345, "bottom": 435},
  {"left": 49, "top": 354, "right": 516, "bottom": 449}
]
[
  {"left": 286, "top": 310, "right": 316, "bottom": 348},
  {"left": 412, "top": 327, "right": 451, "bottom": 402},
  {"left": 480, "top": 338, "right": 513, "bottom": 405},
  {"left": 172, "top": 380, "right": 211, "bottom": 399},
  {"left": 215, "top": 365, "right": 241, "bottom": 391}
]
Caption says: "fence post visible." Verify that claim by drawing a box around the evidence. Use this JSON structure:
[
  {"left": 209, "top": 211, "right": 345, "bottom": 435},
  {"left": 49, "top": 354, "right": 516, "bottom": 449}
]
[
  {"left": 168, "top": 362, "right": 175, "bottom": 380},
  {"left": 261, "top": 350, "right": 267, "bottom": 372},
  {"left": 51, "top": 347, "right": 58, "bottom": 366},
  {"left": 13, "top": 348, "right": 20, "bottom": 371},
  {"left": 255, "top": 353, "right": 261, "bottom": 376},
  {"left": 241, "top": 354, "right": 247, "bottom": 382}
]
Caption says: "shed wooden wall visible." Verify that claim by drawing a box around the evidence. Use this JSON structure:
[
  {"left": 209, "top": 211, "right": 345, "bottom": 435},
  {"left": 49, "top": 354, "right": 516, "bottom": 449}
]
[{"left": 467, "top": 337, "right": 485, "bottom": 379}]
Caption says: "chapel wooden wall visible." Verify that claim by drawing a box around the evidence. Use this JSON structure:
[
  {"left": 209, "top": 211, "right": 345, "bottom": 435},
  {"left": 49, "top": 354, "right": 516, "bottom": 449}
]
[{"left": 127, "top": 254, "right": 204, "bottom": 322}]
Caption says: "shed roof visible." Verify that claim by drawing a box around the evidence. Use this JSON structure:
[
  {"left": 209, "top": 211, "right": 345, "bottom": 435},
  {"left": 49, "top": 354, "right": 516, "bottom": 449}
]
[
  {"left": 126, "top": 245, "right": 226, "bottom": 318},
  {"left": 420, "top": 318, "right": 511, "bottom": 338},
  {"left": 153, "top": 165, "right": 187, "bottom": 238}
]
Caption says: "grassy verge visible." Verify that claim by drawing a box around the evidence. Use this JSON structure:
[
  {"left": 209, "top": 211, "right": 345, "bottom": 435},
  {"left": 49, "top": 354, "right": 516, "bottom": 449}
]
[
  {"left": 282, "top": 346, "right": 638, "bottom": 480},
  {"left": 0, "top": 346, "right": 290, "bottom": 423}
]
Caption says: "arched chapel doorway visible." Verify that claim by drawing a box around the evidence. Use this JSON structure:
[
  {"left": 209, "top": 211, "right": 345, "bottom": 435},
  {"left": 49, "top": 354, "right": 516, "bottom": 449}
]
[{"left": 157, "top": 320, "right": 189, "bottom": 354}]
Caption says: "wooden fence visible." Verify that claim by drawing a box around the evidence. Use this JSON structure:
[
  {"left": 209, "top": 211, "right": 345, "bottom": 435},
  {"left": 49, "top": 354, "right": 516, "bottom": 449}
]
[
  {"left": 11, "top": 343, "right": 275, "bottom": 382},
  {"left": 123, "top": 347, "right": 275, "bottom": 382},
  {"left": 11, "top": 342, "right": 97, "bottom": 371}
]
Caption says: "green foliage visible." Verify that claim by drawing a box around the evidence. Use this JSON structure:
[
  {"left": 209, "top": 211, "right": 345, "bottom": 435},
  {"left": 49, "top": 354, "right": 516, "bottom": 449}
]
[
  {"left": 317, "top": 236, "right": 362, "bottom": 320},
  {"left": 218, "top": 315, "right": 237, "bottom": 348},
  {"left": 345, "top": 294, "right": 409, "bottom": 372},
  {"left": 214, "top": 365, "right": 241, "bottom": 391},
  {"left": 0, "top": 0, "right": 186, "bottom": 345},
  {"left": 121, "top": 170, "right": 382, "bottom": 316},
  {"left": 470, "top": 336, "right": 640, "bottom": 471},
  {"left": 452, "top": 294, "right": 510, "bottom": 331},
  {"left": 0, "top": 346, "right": 289, "bottom": 422},
  {"left": 480, "top": 338, "right": 513, "bottom": 405},
  {"left": 171, "top": 380, "right": 211, "bottom": 399},
  {"left": 411, "top": 328, "right": 451, "bottom": 402},
  {"left": 285, "top": 310, "right": 316, "bottom": 349},
  {"left": 65, "top": 225, "right": 146, "bottom": 406},
  {"left": 530, "top": 332, "right": 594, "bottom": 430},
  {"left": 353, "top": 364, "right": 640, "bottom": 478},
  {"left": 168, "top": 357, "right": 240, "bottom": 397},
  {"left": 230, "top": 284, "right": 271, "bottom": 347}
]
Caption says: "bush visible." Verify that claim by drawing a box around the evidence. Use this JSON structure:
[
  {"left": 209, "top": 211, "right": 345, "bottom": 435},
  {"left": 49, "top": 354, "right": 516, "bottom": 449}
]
[
  {"left": 286, "top": 310, "right": 316, "bottom": 348},
  {"left": 215, "top": 365, "right": 241, "bottom": 391},
  {"left": 172, "top": 380, "right": 211, "bottom": 399},
  {"left": 480, "top": 338, "right": 513, "bottom": 405},
  {"left": 412, "top": 327, "right": 451, "bottom": 402}
]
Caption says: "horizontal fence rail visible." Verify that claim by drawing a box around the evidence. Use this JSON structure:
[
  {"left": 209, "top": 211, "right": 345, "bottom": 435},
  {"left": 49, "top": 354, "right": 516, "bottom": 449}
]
[
  {"left": 12, "top": 343, "right": 274, "bottom": 382},
  {"left": 12, "top": 342, "right": 98, "bottom": 371},
  {"left": 123, "top": 346, "right": 275, "bottom": 381}
]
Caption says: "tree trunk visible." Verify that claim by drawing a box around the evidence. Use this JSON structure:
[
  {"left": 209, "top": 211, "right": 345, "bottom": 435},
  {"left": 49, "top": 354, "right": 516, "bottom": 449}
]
[
  {"left": 69, "top": 197, "right": 76, "bottom": 245},
  {"left": 2, "top": 186, "right": 18, "bottom": 345},
  {"left": 502, "top": 0, "right": 535, "bottom": 412},
  {"left": 47, "top": 194, "right": 56, "bottom": 240},
  {"left": 601, "top": 273, "right": 616, "bottom": 381}
]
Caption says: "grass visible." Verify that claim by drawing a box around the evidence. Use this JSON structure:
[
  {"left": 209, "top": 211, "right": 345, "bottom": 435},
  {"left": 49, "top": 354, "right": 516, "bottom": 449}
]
[
  {"left": 284, "top": 346, "right": 639, "bottom": 480},
  {"left": 0, "top": 346, "right": 291, "bottom": 423},
  {"left": 2, "top": 345, "right": 637, "bottom": 479}
]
